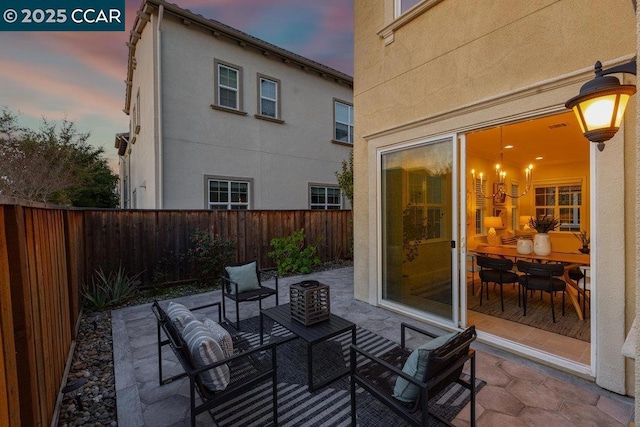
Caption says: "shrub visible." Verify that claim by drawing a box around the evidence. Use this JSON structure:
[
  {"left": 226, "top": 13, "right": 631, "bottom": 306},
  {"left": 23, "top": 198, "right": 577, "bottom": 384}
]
[
  {"left": 187, "top": 229, "right": 236, "bottom": 285},
  {"left": 149, "top": 250, "right": 188, "bottom": 287},
  {"left": 81, "top": 265, "right": 141, "bottom": 311},
  {"left": 268, "top": 228, "right": 321, "bottom": 275}
]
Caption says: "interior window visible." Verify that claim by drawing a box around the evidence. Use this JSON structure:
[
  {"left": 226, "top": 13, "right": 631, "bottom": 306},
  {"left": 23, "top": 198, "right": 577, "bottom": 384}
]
[{"left": 534, "top": 184, "right": 582, "bottom": 231}]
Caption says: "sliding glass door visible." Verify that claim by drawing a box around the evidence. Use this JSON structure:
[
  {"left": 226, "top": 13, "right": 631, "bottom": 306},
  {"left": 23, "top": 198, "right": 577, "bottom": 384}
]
[{"left": 380, "top": 135, "right": 459, "bottom": 324}]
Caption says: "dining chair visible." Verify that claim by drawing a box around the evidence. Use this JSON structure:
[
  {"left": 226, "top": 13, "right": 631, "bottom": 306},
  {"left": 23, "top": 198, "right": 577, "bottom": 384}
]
[
  {"left": 476, "top": 255, "right": 519, "bottom": 312},
  {"left": 516, "top": 260, "right": 566, "bottom": 323},
  {"left": 578, "top": 266, "right": 591, "bottom": 318},
  {"left": 466, "top": 254, "right": 477, "bottom": 296}
]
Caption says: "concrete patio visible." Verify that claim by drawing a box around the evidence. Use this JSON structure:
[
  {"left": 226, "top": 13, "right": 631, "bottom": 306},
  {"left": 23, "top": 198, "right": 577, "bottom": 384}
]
[{"left": 112, "top": 267, "right": 634, "bottom": 426}]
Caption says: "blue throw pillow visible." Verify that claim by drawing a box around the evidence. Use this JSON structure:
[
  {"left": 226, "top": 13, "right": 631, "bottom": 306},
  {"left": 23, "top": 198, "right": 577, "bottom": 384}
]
[
  {"left": 393, "top": 331, "right": 458, "bottom": 403},
  {"left": 225, "top": 262, "right": 260, "bottom": 294}
]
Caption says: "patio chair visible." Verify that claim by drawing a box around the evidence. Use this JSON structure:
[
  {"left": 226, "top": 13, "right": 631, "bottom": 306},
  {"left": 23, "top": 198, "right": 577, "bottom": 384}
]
[
  {"left": 350, "top": 324, "right": 477, "bottom": 426},
  {"left": 151, "top": 300, "right": 280, "bottom": 426},
  {"left": 516, "top": 260, "right": 566, "bottom": 323},
  {"left": 221, "top": 260, "right": 279, "bottom": 329}
]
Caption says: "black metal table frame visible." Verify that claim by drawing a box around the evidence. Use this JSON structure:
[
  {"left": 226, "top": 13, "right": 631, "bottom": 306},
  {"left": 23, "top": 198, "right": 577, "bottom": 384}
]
[{"left": 260, "top": 303, "right": 356, "bottom": 392}]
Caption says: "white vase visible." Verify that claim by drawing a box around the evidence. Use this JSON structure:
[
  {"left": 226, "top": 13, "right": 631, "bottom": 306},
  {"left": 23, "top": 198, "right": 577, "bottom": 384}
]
[
  {"left": 517, "top": 238, "right": 533, "bottom": 255},
  {"left": 533, "top": 233, "right": 551, "bottom": 256}
]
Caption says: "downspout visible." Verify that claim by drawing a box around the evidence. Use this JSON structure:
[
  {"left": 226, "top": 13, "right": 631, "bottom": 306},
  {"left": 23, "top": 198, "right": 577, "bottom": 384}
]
[{"left": 156, "top": 4, "right": 164, "bottom": 208}]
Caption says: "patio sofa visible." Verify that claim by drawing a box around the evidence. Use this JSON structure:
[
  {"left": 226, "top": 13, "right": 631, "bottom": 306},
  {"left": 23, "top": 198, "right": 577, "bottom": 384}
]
[{"left": 151, "top": 300, "right": 280, "bottom": 426}]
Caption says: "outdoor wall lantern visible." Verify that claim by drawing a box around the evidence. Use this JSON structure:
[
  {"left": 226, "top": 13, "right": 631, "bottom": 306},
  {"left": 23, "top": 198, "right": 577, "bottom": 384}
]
[{"left": 565, "top": 59, "right": 637, "bottom": 151}]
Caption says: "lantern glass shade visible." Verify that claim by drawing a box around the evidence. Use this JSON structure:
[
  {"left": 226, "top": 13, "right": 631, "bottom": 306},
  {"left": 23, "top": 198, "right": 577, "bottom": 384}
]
[
  {"left": 566, "top": 81, "right": 636, "bottom": 144},
  {"left": 571, "top": 92, "right": 631, "bottom": 132}
]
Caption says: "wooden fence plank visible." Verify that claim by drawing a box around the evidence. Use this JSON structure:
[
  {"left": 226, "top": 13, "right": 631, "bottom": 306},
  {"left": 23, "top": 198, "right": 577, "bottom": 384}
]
[{"left": 0, "top": 206, "right": 21, "bottom": 427}]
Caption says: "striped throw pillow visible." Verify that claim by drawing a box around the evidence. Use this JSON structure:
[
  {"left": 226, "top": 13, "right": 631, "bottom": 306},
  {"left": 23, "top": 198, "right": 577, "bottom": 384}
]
[
  {"left": 182, "top": 318, "right": 230, "bottom": 391},
  {"left": 166, "top": 302, "right": 196, "bottom": 333},
  {"left": 203, "top": 318, "right": 234, "bottom": 358}
]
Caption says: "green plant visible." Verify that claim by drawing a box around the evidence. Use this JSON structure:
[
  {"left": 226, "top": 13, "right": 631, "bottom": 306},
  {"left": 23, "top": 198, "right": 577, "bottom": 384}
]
[
  {"left": 573, "top": 230, "right": 590, "bottom": 247},
  {"left": 81, "top": 266, "right": 141, "bottom": 311},
  {"left": 187, "top": 229, "right": 236, "bottom": 285},
  {"left": 528, "top": 215, "right": 560, "bottom": 233},
  {"left": 268, "top": 229, "right": 321, "bottom": 275}
]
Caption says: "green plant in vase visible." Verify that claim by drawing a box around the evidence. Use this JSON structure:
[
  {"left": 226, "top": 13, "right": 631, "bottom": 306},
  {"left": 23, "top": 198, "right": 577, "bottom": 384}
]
[
  {"left": 528, "top": 215, "right": 560, "bottom": 233},
  {"left": 573, "top": 230, "right": 590, "bottom": 254},
  {"left": 528, "top": 215, "right": 559, "bottom": 256}
]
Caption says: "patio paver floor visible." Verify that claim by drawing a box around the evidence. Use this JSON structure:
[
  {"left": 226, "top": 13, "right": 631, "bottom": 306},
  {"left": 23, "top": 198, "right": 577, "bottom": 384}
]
[{"left": 112, "top": 267, "right": 634, "bottom": 426}]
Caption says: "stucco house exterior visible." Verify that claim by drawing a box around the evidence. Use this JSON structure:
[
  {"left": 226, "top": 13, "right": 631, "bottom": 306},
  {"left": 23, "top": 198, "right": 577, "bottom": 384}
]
[
  {"left": 116, "top": 0, "right": 353, "bottom": 210},
  {"left": 353, "top": 0, "right": 637, "bottom": 403}
]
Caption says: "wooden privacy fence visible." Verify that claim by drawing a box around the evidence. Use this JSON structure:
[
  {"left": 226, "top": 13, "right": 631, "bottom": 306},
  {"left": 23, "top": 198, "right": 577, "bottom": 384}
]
[
  {"left": 0, "top": 200, "right": 352, "bottom": 426},
  {"left": 84, "top": 209, "right": 353, "bottom": 284},
  {"left": 0, "top": 199, "right": 86, "bottom": 427}
]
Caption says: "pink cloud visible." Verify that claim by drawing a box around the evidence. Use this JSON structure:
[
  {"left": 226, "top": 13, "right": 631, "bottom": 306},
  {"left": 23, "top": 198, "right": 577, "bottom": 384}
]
[{"left": 0, "top": 60, "right": 125, "bottom": 122}]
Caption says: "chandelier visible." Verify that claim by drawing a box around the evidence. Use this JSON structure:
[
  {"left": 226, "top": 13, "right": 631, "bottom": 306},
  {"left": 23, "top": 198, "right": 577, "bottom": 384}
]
[{"left": 471, "top": 128, "right": 533, "bottom": 200}]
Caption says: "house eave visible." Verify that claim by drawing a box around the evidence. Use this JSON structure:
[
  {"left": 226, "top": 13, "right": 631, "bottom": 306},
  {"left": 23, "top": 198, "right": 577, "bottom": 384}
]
[{"left": 123, "top": 0, "right": 353, "bottom": 115}]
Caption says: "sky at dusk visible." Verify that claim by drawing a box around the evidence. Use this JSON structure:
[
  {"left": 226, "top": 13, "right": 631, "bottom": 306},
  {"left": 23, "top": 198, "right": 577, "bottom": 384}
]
[{"left": 0, "top": 0, "right": 354, "bottom": 169}]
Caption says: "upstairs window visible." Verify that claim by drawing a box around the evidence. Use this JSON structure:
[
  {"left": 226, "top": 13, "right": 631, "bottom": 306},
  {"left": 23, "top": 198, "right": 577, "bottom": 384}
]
[
  {"left": 216, "top": 62, "right": 241, "bottom": 110},
  {"left": 310, "top": 186, "right": 342, "bottom": 210},
  {"left": 334, "top": 100, "right": 354, "bottom": 144},
  {"left": 208, "top": 179, "right": 249, "bottom": 210},
  {"left": 259, "top": 76, "right": 279, "bottom": 118},
  {"left": 395, "top": 0, "right": 422, "bottom": 17}
]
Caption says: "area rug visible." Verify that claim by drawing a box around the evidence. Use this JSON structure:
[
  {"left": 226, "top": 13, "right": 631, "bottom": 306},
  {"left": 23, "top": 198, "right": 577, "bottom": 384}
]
[
  {"left": 467, "top": 280, "right": 590, "bottom": 342},
  {"left": 210, "top": 316, "right": 484, "bottom": 426}
]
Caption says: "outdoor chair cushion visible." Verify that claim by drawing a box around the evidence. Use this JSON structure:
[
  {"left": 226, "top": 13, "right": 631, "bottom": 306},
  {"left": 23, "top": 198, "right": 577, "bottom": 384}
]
[
  {"left": 225, "top": 261, "right": 260, "bottom": 294},
  {"left": 203, "top": 318, "right": 234, "bottom": 358},
  {"left": 393, "top": 331, "right": 458, "bottom": 402},
  {"left": 182, "top": 317, "right": 230, "bottom": 391},
  {"left": 167, "top": 301, "right": 197, "bottom": 333}
]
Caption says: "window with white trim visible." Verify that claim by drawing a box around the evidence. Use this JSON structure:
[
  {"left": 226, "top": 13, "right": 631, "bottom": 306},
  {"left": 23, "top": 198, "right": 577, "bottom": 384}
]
[
  {"left": 334, "top": 100, "right": 354, "bottom": 144},
  {"left": 208, "top": 179, "right": 249, "bottom": 210},
  {"left": 259, "top": 77, "right": 278, "bottom": 118},
  {"left": 310, "top": 186, "right": 342, "bottom": 210},
  {"left": 395, "top": 0, "right": 422, "bottom": 17},
  {"left": 216, "top": 63, "right": 240, "bottom": 110},
  {"left": 534, "top": 184, "right": 582, "bottom": 231},
  {"left": 407, "top": 172, "right": 443, "bottom": 240}
]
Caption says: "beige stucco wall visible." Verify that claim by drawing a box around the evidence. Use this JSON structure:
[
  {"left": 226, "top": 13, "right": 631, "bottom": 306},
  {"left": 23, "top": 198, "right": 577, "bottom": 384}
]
[
  {"left": 126, "top": 13, "right": 159, "bottom": 208},
  {"left": 155, "top": 16, "right": 352, "bottom": 210},
  {"left": 354, "top": 0, "right": 636, "bottom": 395}
]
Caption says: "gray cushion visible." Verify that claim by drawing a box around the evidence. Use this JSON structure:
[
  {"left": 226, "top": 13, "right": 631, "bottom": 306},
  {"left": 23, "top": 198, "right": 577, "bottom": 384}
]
[
  {"left": 393, "top": 331, "right": 458, "bottom": 403},
  {"left": 203, "top": 318, "right": 234, "bottom": 358},
  {"left": 166, "top": 302, "right": 196, "bottom": 333},
  {"left": 225, "top": 262, "right": 260, "bottom": 294},
  {"left": 182, "top": 318, "right": 230, "bottom": 391}
]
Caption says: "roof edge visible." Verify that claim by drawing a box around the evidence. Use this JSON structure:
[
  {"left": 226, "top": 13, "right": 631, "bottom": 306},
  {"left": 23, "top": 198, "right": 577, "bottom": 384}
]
[{"left": 123, "top": 0, "right": 353, "bottom": 114}]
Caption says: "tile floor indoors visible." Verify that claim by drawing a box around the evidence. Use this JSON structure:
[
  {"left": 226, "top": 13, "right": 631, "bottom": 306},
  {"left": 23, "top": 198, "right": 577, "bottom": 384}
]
[{"left": 112, "top": 267, "right": 634, "bottom": 426}]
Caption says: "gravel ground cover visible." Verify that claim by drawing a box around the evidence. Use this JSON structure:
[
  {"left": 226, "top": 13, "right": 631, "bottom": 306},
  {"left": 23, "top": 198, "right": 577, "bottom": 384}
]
[{"left": 56, "top": 260, "right": 352, "bottom": 426}]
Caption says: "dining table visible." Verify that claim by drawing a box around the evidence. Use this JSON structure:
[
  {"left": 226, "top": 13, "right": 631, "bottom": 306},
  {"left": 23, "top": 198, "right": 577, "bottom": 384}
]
[{"left": 470, "top": 244, "right": 590, "bottom": 320}]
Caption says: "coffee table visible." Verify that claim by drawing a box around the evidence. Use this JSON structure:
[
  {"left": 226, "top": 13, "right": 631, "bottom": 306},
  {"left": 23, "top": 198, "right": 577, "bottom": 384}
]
[{"left": 259, "top": 303, "right": 356, "bottom": 392}]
